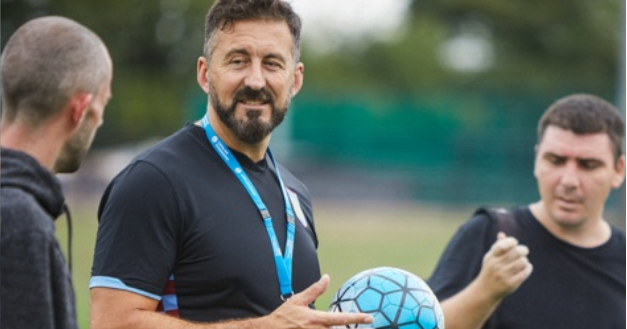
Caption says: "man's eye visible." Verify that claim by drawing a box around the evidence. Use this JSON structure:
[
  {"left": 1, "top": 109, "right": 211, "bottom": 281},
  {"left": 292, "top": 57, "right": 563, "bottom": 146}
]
[
  {"left": 265, "top": 61, "right": 282, "bottom": 69},
  {"left": 580, "top": 160, "right": 601, "bottom": 170},
  {"left": 546, "top": 155, "right": 564, "bottom": 164},
  {"left": 230, "top": 59, "right": 246, "bottom": 66}
]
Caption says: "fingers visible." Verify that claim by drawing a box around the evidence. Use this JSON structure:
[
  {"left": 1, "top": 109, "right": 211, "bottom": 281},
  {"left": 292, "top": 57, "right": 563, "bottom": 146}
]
[
  {"left": 506, "top": 255, "right": 533, "bottom": 281},
  {"left": 490, "top": 233, "right": 520, "bottom": 256},
  {"left": 289, "top": 274, "right": 330, "bottom": 306},
  {"left": 488, "top": 235, "right": 530, "bottom": 267},
  {"left": 481, "top": 235, "right": 533, "bottom": 298},
  {"left": 498, "top": 257, "right": 533, "bottom": 297},
  {"left": 520, "top": 262, "right": 533, "bottom": 280},
  {"left": 515, "top": 244, "right": 529, "bottom": 258},
  {"left": 313, "top": 309, "right": 374, "bottom": 327},
  {"left": 269, "top": 275, "right": 373, "bottom": 329}
]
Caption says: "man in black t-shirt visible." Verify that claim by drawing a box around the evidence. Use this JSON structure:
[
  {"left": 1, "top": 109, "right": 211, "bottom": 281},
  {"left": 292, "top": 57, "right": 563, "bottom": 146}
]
[
  {"left": 89, "top": 1, "right": 373, "bottom": 328},
  {"left": 428, "top": 94, "right": 626, "bottom": 329}
]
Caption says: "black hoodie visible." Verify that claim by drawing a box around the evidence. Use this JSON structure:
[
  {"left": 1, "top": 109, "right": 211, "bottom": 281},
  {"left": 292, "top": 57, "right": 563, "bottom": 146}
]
[{"left": 0, "top": 148, "right": 78, "bottom": 329}]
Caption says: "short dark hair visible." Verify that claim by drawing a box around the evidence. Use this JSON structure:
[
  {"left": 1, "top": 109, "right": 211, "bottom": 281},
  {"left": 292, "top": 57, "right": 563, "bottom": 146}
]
[
  {"left": 538, "top": 94, "right": 625, "bottom": 161},
  {"left": 1, "top": 16, "right": 109, "bottom": 126},
  {"left": 203, "top": 0, "right": 302, "bottom": 62}
]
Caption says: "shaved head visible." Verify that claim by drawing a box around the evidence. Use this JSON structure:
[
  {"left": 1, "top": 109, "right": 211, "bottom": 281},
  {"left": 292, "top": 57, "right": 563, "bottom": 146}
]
[{"left": 1, "top": 16, "right": 111, "bottom": 126}]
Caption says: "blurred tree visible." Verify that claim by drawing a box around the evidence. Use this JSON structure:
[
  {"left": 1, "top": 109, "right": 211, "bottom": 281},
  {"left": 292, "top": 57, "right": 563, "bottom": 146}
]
[
  {"left": 2, "top": 0, "right": 212, "bottom": 146},
  {"left": 1, "top": 0, "right": 620, "bottom": 146},
  {"left": 410, "top": 0, "right": 619, "bottom": 95},
  {"left": 304, "top": 0, "right": 619, "bottom": 97}
]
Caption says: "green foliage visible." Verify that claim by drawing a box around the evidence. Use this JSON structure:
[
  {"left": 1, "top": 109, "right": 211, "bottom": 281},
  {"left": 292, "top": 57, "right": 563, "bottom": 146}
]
[
  {"left": 2, "top": 0, "right": 211, "bottom": 146},
  {"left": 1, "top": 0, "right": 621, "bottom": 146},
  {"left": 93, "top": 69, "right": 197, "bottom": 146},
  {"left": 409, "top": 0, "right": 620, "bottom": 92}
]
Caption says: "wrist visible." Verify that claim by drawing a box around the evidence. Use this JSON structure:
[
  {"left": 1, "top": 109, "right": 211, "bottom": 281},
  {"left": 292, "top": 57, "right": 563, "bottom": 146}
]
[
  {"left": 251, "top": 314, "right": 271, "bottom": 329},
  {"left": 471, "top": 276, "right": 506, "bottom": 305}
]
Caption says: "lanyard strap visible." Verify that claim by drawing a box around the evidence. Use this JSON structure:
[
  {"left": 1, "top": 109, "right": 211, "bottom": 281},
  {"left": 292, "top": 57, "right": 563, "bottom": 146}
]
[{"left": 201, "top": 115, "right": 296, "bottom": 299}]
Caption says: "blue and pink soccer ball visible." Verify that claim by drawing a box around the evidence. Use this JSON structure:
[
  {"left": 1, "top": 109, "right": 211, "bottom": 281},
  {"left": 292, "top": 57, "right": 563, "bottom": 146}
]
[{"left": 329, "top": 267, "right": 445, "bottom": 329}]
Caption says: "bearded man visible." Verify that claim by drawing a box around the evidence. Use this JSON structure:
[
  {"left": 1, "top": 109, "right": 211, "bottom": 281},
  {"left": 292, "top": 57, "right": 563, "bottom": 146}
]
[{"left": 89, "top": 1, "right": 373, "bottom": 329}]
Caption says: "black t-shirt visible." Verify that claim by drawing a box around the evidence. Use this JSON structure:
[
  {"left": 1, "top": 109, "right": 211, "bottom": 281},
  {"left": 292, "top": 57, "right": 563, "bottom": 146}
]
[
  {"left": 91, "top": 123, "right": 321, "bottom": 321},
  {"left": 428, "top": 206, "right": 626, "bottom": 329}
]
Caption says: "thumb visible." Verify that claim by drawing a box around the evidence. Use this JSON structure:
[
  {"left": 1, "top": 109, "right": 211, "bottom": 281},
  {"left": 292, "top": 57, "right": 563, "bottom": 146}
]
[
  {"left": 290, "top": 274, "right": 330, "bottom": 306},
  {"left": 497, "top": 232, "right": 507, "bottom": 240}
]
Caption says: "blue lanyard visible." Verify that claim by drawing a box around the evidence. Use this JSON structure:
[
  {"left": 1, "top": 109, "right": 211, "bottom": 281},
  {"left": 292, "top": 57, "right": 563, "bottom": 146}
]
[{"left": 201, "top": 115, "right": 296, "bottom": 300}]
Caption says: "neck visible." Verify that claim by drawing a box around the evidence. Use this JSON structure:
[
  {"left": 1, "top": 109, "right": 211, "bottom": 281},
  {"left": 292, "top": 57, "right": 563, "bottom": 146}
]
[
  {"left": 529, "top": 201, "right": 611, "bottom": 248},
  {"left": 0, "top": 120, "right": 65, "bottom": 172},
  {"left": 201, "top": 110, "right": 270, "bottom": 163}
]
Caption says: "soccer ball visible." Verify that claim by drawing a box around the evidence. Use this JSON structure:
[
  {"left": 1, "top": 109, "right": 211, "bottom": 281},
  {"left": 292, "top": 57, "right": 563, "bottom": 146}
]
[{"left": 329, "top": 267, "right": 445, "bottom": 329}]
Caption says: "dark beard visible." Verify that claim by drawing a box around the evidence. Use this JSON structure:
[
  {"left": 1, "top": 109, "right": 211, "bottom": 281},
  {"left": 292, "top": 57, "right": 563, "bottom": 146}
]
[{"left": 211, "top": 86, "right": 288, "bottom": 144}]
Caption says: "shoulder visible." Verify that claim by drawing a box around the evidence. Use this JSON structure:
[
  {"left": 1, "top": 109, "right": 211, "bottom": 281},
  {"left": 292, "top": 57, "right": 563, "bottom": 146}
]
[
  {"left": 610, "top": 224, "right": 626, "bottom": 237},
  {"left": 134, "top": 124, "right": 206, "bottom": 168},
  {"left": 449, "top": 206, "right": 526, "bottom": 248},
  {"left": 609, "top": 225, "right": 626, "bottom": 246},
  {"left": 435, "top": 208, "right": 498, "bottom": 254},
  {"left": 1, "top": 188, "right": 55, "bottom": 237},
  {"left": 107, "top": 124, "right": 208, "bottom": 190},
  {"left": 275, "top": 162, "right": 310, "bottom": 199},
  {"left": 99, "top": 159, "right": 183, "bottom": 220},
  {"left": 458, "top": 207, "right": 498, "bottom": 235},
  {"left": 473, "top": 206, "right": 524, "bottom": 237}
]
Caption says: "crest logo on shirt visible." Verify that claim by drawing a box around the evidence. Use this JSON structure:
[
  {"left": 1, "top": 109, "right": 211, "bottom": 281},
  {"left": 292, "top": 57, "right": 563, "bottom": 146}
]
[{"left": 287, "top": 188, "right": 308, "bottom": 228}]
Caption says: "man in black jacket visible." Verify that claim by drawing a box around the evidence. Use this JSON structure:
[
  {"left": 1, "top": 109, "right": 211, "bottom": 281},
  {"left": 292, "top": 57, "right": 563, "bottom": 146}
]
[{"left": 0, "top": 16, "right": 112, "bottom": 329}]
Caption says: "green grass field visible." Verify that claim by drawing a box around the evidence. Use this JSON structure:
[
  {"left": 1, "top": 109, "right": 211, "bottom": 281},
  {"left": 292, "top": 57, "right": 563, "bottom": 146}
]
[{"left": 56, "top": 200, "right": 469, "bottom": 328}]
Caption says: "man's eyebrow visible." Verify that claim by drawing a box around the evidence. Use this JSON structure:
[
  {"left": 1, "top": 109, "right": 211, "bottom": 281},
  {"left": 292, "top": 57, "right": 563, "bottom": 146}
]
[
  {"left": 223, "top": 49, "right": 287, "bottom": 63},
  {"left": 545, "top": 151, "right": 605, "bottom": 163},
  {"left": 577, "top": 157, "right": 604, "bottom": 164},
  {"left": 543, "top": 152, "right": 563, "bottom": 158},
  {"left": 225, "top": 48, "right": 250, "bottom": 58},
  {"left": 264, "top": 53, "right": 287, "bottom": 63}
]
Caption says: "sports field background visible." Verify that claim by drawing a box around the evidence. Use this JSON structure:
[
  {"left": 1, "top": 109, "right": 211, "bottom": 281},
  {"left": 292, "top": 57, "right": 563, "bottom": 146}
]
[
  {"left": 6, "top": 1, "right": 623, "bottom": 327},
  {"left": 56, "top": 199, "right": 470, "bottom": 328}
]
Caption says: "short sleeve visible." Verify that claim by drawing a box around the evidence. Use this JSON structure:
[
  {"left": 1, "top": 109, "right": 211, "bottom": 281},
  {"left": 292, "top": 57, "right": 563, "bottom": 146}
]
[
  {"left": 90, "top": 161, "right": 183, "bottom": 299},
  {"left": 427, "top": 213, "right": 496, "bottom": 301}
]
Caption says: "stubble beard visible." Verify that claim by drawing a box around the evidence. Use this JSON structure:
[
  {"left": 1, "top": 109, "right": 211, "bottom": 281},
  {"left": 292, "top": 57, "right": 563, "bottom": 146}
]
[{"left": 54, "top": 112, "right": 95, "bottom": 173}]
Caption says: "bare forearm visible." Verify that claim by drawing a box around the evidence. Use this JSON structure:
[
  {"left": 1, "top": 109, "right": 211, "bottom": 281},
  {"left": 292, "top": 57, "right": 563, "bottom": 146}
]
[
  {"left": 441, "top": 233, "right": 533, "bottom": 329},
  {"left": 439, "top": 280, "right": 501, "bottom": 329},
  {"left": 90, "top": 276, "right": 372, "bottom": 329},
  {"left": 92, "top": 309, "right": 269, "bottom": 329},
  {"left": 90, "top": 290, "right": 269, "bottom": 329}
]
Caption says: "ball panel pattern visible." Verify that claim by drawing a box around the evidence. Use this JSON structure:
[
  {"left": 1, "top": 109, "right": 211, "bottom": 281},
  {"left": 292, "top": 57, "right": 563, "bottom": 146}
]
[{"left": 329, "top": 267, "right": 445, "bottom": 329}]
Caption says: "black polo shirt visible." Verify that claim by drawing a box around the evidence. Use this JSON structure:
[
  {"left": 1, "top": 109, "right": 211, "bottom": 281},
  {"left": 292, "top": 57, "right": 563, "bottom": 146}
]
[{"left": 91, "top": 123, "right": 321, "bottom": 322}]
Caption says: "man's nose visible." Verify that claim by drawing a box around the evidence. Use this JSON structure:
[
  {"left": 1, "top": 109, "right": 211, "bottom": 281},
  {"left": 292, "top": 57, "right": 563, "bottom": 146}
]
[
  {"left": 559, "top": 161, "right": 580, "bottom": 189},
  {"left": 244, "top": 61, "right": 265, "bottom": 90}
]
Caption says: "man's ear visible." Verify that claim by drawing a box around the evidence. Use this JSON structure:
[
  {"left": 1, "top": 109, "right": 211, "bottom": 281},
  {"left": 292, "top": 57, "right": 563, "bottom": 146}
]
[
  {"left": 67, "top": 92, "right": 93, "bottom": 127},
  {"left": 291, "top": 62, "right": 304, "bottom": 97},
  {"left": 197, "top": 56, "right": 211, "bottom": 94},
  {"left": 611, "top": 155, "right": 626, "bottom": 189},
  {"left": 532, "top": 144, "right": 540, "bottom": 178}
]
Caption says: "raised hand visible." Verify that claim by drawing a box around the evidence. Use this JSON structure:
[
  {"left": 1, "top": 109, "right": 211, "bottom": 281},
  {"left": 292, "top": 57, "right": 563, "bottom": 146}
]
[{"left": 478, "top": 232, "right": 534, "bottom": 301}]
